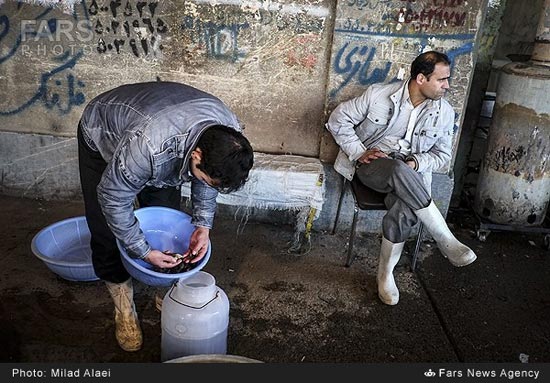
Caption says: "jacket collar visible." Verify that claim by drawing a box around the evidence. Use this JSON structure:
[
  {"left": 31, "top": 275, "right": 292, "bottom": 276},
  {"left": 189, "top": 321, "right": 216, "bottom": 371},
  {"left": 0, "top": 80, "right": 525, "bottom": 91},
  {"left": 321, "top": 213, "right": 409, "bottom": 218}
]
[{"left": 178, "top": 122, "right": 219, "bottom": 181}]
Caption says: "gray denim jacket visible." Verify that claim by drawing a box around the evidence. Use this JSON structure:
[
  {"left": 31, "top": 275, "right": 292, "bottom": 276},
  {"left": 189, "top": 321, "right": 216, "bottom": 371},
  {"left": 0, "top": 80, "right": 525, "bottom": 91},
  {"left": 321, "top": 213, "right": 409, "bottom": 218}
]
[
  {"left": 80, "top": 81, "right": 242, "bottom": 259},
  {"left": 325, "top": 79, "right": 455, "bottom": 193}
]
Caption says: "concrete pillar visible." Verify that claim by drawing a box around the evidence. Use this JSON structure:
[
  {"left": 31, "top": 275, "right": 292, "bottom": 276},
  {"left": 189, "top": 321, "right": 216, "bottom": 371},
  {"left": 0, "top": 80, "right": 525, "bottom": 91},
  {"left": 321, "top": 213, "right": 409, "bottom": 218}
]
[
  {"left": 474, "top": 0, "right": 550, "bottom": 225},
  {"left": 531, "top": 0, "right": 550, "bottom": 65}
]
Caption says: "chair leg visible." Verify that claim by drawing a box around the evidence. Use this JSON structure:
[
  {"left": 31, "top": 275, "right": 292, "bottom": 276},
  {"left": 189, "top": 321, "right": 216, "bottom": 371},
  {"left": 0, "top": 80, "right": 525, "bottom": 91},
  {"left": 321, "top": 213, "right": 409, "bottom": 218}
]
[
  {"left": 345, "top": 205, "right": 359, "bottom": 267},
  {"left": 410, "top": 222, "right": 424, "bottom": 272},
  {"left": 332, "top": 178, "right": 348, "bottom": 235}
]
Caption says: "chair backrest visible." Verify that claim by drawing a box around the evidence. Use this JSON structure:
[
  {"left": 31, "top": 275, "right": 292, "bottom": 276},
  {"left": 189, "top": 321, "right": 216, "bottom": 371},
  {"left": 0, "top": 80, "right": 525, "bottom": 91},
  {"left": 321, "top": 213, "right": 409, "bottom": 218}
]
[{"left": 350, "top": 176, "right": 387, "bottom": 211}]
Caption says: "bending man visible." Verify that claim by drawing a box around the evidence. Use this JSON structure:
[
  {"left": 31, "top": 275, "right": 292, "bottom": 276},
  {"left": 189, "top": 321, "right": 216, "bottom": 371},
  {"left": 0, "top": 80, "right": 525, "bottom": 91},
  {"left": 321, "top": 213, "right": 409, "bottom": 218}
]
[{"left": 78, "top": 81, "right": 254, "bottom": 351}]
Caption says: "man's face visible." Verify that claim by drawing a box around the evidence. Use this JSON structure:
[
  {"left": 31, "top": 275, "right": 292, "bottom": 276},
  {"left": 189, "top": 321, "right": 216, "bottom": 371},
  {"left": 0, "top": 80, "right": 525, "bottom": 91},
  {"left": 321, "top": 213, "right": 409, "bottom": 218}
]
[{"left": 419, "top": 63, "right": 450, "bottom": 100}]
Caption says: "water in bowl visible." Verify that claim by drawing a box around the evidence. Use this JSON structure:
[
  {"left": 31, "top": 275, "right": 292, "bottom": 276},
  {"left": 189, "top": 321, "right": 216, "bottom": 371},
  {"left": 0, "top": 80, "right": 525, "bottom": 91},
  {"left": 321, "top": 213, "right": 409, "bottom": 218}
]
[{"left": 144, "top": 230, "right": 186, "bottom": 254}]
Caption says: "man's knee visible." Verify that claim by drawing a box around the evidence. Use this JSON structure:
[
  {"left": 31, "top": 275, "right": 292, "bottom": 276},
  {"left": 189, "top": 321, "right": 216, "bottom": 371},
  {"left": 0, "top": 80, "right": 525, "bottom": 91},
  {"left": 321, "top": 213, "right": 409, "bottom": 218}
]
[{"left": 390, "top": 159, "right": 414, "bottom": 177}]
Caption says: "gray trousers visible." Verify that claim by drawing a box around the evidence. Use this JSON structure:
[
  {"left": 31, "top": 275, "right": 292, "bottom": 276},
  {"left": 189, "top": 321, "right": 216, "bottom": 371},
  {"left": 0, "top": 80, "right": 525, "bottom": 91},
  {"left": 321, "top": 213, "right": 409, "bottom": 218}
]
[{"left": 355, "top": 158, "right": 431, "bottom": 243}]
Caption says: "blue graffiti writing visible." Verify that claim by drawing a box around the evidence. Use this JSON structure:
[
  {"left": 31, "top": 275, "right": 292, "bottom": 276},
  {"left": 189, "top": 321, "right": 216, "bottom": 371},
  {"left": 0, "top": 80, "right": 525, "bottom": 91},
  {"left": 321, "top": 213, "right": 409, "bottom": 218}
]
[
  {"left": 182, "top": 16, "right": 249, "bottom": 62},
  {"left": 329, "top": 38, "right": 473, "bottom": 99},
  {"left": 0, "top": 7, "right": 52, "bottom": 65},
  {"left": 0, "top": 1, "right": 89, "bottom": 116},
  {"left": 0, "top": 51, "right": 85, "bottom": 116},
  {"left": 330, "top": 43, "right": 391, "bottom": 98},
  {"left": 446, "top": 42, "right": 473, "bottom": 65},
  {"left": 343, "top": 18, "right": 360, "bottom": 31},
  {"left": 344, "top": 0, "right": 392, "bottom": 11},
  {"left": 335, "top": 23, "right": 475, "bottom": 40}
]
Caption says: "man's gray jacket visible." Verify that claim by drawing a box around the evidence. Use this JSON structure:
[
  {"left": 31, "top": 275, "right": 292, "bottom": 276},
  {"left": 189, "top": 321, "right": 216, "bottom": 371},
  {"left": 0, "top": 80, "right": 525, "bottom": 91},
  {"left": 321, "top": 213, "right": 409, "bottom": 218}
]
[
  {"left": 80, "top": 81, "right": 242, "bottom": 259},
  {"left": 325, "top": 79, "right": 455, "bottom": 193}
]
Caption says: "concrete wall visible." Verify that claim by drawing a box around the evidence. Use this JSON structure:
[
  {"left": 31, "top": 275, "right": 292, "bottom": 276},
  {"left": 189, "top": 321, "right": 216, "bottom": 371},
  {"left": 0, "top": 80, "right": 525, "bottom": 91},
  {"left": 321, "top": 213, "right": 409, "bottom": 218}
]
[
  {"left": 451, "top": 0, "right": 503, "bottom": 205},
  {"left": 0, "top": 0, "right": 487, "bottom": 234},
  {"left": 320, "top": 0, "right": 483, "bottom": 169},
  {"left": 493, "top": 0, "right": 545, "bottom": 61},
  {"left": 0, "top": 0, "right": 332, "bottom": 156}
]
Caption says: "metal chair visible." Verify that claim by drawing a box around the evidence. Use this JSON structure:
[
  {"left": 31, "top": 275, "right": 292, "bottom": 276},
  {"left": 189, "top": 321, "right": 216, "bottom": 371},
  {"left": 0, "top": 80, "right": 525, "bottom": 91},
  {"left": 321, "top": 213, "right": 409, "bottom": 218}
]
[{"left": 332, "top": 175, "right": 424, "bottom": 271}]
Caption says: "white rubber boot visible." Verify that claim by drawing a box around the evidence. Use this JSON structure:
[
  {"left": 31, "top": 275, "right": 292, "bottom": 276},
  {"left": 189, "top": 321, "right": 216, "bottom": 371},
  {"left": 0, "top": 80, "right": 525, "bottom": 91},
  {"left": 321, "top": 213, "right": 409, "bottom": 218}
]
[
  {"left": 105, "top": 278, "right": 143, "bottom": 352},
  {"left": 377, "top": 237, "right": 405, "bottom": 306},
  {"left": 415, "top": 201, "right": 477, "bottom": 267}
]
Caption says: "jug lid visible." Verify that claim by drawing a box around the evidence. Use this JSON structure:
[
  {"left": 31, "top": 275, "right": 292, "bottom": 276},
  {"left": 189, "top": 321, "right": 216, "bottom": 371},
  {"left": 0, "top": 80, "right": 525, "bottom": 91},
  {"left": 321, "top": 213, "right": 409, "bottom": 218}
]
[{"left": 170, "top": 271, "right": 217, "bottom": 306}]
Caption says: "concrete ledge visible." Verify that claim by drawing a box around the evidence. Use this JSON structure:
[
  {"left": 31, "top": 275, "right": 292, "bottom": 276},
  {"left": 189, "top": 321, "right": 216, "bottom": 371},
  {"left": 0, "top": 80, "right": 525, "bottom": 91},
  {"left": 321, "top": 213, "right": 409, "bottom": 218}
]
[
  {"left": 0, "top": 132, "right": 81, "bottom": 200},
  {"left": 180, "top": 152, "right": 326, "bottom": 253},
  {"left": 0, "top": 131, "right": 454, "bottom": 239}
]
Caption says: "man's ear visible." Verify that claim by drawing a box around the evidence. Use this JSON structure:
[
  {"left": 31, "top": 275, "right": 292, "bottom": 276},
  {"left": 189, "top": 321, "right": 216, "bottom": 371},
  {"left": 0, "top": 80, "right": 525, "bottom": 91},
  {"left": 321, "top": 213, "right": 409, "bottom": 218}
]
[
  {"left": 191, "top": 147, "right": 203, "bottom": 162},
  {"left": 415, "top": 73, "right": 426, "bottom": 85}
]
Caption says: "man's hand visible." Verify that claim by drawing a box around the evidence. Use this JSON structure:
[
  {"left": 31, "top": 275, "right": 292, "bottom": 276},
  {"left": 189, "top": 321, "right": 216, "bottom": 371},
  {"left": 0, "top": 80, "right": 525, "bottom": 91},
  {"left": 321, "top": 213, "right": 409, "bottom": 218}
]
[
  {"left": 405, "top": 160, "right": 416, "bottom": 169},
  {"left": 357, "top": 149, "right": 388, "bottom": 164},
  {"left": 182, "top": 226, "right": 210, "bottom": 264},
  {"left": 143, "top": 249, "right": 183, "bottom": 269}
]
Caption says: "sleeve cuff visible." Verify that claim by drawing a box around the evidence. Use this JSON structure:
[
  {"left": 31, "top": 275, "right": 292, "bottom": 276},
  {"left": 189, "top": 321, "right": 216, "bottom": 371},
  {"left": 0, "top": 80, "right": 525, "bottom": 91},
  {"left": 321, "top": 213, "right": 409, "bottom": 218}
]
[
  {"left": 406, "top": 155, "right": 419, "bottom": 171},
  {"left": 349, "top": 143, "right": 367, "bottom": 162},
  {"left": 138, "top": 248, "right": 151, "bottom": 260}
]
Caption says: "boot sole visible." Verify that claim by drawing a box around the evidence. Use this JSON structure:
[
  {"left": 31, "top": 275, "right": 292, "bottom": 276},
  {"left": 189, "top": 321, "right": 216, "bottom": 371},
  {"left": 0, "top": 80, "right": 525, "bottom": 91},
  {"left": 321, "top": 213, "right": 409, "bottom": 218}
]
[
  {"left": 120, "top": 344, "right": 142, "bottom": 352},
  {"left": 378, "top": 293, "right": 399, "bottom": 305},
  {"left": 449, "top": 254, "right": 477, "bottom": 267}
]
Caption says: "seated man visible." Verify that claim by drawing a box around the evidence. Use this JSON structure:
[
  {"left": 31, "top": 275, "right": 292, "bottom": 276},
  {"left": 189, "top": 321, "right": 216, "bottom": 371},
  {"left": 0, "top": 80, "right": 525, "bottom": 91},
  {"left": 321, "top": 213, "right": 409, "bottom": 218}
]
[{"left": 326, "top": 51, "right": 476, "bottom": 306}]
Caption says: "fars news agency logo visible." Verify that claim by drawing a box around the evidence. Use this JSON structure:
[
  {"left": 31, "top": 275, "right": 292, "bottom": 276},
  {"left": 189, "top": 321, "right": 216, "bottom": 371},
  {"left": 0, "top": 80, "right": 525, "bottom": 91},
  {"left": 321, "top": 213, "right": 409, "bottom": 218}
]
[
  {"left": 19, "top": 19, "right": 95, "bottom": 57},
  {"left": 424, "top": 369, "right": 436, "bottom": 378},
  {"left": 422, "top": 367, "right": 541, "bottom": 380}
]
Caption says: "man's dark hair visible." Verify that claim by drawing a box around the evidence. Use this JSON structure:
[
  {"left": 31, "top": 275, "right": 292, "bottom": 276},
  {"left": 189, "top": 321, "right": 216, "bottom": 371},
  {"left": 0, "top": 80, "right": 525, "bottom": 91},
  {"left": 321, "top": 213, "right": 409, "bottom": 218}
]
[
  {"left": 196, "top": 125, "right": 254, "bottom": 193},
  {"left": 410, "top": 51, "right": 451, "bottom": 80}
]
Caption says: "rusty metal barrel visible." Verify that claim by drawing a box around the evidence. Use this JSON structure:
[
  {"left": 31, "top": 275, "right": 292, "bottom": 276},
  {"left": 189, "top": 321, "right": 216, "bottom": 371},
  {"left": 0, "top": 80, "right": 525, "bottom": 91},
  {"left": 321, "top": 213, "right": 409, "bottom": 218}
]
[
  {"left": 474, "top": 62, "right": 550, "bottom": 225},
  {"left": 475, "top": 0, "right": 550, "bottom": 226}
]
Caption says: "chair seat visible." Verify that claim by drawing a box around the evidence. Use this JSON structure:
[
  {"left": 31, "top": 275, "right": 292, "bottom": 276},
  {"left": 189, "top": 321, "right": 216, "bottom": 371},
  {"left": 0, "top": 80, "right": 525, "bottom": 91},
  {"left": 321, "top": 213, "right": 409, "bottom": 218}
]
[
  {"left": 333, "top": 175, "right": 424, "bottom": 271},
  {"left": 350, "top": 176, "right": 386, "bottom": 210}
]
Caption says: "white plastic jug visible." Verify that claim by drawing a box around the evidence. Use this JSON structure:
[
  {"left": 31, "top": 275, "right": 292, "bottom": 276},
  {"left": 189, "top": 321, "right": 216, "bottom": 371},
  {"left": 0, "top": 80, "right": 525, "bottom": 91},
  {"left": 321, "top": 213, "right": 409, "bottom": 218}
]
[{"left": 160, "top": 271, "right": 229, "bottom": 362}]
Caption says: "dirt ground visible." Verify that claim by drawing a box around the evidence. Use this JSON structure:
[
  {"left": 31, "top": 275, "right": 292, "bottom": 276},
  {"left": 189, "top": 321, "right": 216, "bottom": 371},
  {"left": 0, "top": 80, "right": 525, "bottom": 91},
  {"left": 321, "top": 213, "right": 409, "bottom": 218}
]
[{"left": 1, "top": 194, "right": 549, "bottom": 364}]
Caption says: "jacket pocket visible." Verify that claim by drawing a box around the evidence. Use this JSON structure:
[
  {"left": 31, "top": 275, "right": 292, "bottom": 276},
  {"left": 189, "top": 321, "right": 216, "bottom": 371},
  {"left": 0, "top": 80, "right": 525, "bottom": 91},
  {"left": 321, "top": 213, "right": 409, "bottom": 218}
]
[
  {"left": 417, "top": 127, "right": 451, "bottom": 152},
  {"left": 357, "top": 103, "right": 392, "bottom": 147},
  {"left": 366, "top": 103, "right": 391, "bottom": 126},
  {"left": 153, "top": 142, "right": 178, "bottom": 165}
]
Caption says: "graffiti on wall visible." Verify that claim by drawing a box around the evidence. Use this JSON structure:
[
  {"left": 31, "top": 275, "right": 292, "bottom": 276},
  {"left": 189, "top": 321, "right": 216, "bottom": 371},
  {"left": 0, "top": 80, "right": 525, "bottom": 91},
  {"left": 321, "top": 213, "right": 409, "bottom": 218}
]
[
  {"left": 284, "top": 34, "right": 321, "bottom": 70},
  {"left": 89, "top": 0, "right": 167, "bottom": 58},
  {"left": 0, "top": 1, "right": 89, "bottom": 116},
  {"left": 330, "top": 36, "right": 473, "bottom": 98},
  {"left": 345, "top": 0, "right": 392, "bottom": 11},
  {"left": 181, "top": 14, "right": 249, "bottom": 62},
  {"left": 330, "top": 0, "right": 476, "bottom": 99},
  {"left": 395, "top": 0, "right": 468, "bottom": 32},
  {"left": 184, "top": 0, "right": 327, "bottom": 33},
  {"left": 331, "top": 42, "right": 392, "bottom": 97},
  {"left": 180, "top": 0, "right": 328, "bottom": 64},
  {"left": 341, "top": 0, "right": 472, "bottom": 34}
]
